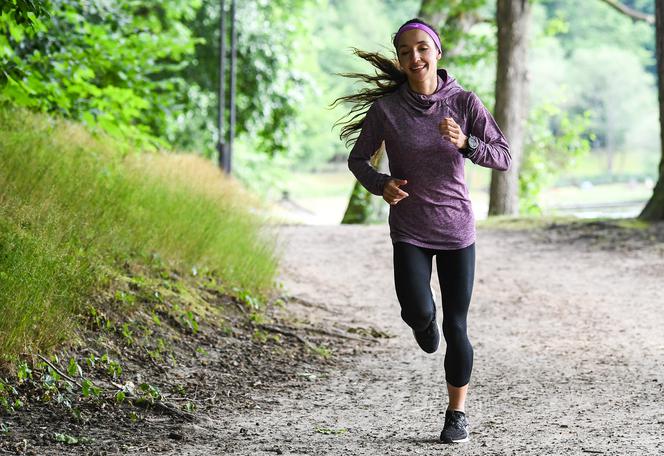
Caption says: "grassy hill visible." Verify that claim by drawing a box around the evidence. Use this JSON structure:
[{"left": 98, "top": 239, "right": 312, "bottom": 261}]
[{"left": 0, "top": 107, "right": 279, "bottom": 360}]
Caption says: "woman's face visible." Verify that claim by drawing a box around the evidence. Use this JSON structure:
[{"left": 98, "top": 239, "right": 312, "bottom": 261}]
[{"left": 396, "top": 29, "right": 441, "bottom": 84}]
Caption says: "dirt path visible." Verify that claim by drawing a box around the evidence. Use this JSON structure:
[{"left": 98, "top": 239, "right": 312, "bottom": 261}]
[{"left": 178, "top": 223, "right": 664, "bottom": 456}]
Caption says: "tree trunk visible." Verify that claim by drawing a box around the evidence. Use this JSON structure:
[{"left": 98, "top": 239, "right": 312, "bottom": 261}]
[
  {"left": 341, "top": 143, "right": 388, "bottom": 224},
  {"left": 488, "top": 0, "right": 532, "bottom": 216},
  {"left": 639, "top": 0, "right": 664, "bottom": 221}
]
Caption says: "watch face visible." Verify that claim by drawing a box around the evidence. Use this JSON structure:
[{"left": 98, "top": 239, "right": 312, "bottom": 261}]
[{"left": 469, "top": 136, "right": 479, "bottom": 149}]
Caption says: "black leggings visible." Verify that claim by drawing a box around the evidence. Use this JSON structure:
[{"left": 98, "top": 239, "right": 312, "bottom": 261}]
[{"left": 392, "top": 241, "right": 475, "bottom": 387}]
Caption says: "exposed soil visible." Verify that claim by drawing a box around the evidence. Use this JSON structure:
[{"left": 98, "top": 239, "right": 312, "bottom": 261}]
[
  {"left": 2, "top": 219, "right": 664, "bottom": 455},
  {"left": 0, "top": 267, "right": 357, "bottom": 455}
]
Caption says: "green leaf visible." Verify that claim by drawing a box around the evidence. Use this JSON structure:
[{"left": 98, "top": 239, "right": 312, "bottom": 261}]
[
  {"left": 54, "top": 432, "right": 79, "bottom": 444},
  {"left": 16, "top": 361, "right": 31, "bottom": 382},
  {"left": 67, "top": 358, "right": 82, "bottom": 378},
  {"left": 315, "top": 427, "right": 348, "bottom": 435}
]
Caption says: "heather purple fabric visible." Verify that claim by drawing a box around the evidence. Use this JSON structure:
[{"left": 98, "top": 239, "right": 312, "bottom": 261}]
[{"left": 347, "top": 69, "right": 511, "bottom": 250}]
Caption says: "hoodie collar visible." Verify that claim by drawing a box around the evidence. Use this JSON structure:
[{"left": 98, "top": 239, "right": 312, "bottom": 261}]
[{"left": 399, "top": 69, "right": 463, "bottom": 114}]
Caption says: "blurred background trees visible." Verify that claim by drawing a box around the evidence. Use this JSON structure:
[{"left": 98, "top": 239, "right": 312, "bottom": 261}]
[{"left": 1, "top": 0, "right": 661, "bottom": 222}]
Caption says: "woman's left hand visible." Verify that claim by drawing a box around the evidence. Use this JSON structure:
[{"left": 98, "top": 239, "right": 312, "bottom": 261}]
[{"left": 438, "top": 117, "right": 468, "bottom": 149}]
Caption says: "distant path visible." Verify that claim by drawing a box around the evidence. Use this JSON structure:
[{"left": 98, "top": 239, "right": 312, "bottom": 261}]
[{"left": 181, "top": 224, "right": 664, "bottom": 455}]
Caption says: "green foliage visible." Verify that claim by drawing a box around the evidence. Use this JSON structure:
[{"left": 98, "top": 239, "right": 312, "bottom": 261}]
[
  {"left": 311, "top": 344, "right": 333, "bottom": 359},
  {"left": 520, "top": 104, "right": 594, "bottom": 214},
  {"left": 0, "top": 1, "right": 49, "bottom": 24},
  {"left": 541, "top": 0, "right": 655, "bottom": 70},
  {"left": 0, "top": 107, "right": 279, "bottom": 359},
  {"left": 0, "top": 378, "right": 20, "bottom": 413},
  {"left": 171, "top": 0, "right": 317, "bottom": 157},
  {"left": 1, "top": 0, "right": 325, "bottom": 199},
  {"left": 53, "top": 432, "right": 93, "bottom": 445},
  {"left": 291, "top": 0, "right": 419, "bottom": 170},
  {"left": 81, "top": 379, "right": 101, "bottom": 398},
  {"left": 115, "top": 390, "right": 126, "bottom": 403},
  {"left": 67, "top": 358, "right": 83, "bottom": 378},
  {"left": 137, "top": 382, "right": 161, "bottom": 404},
  {"left": 236, "top": 288, "right": 263, "bottom": 311},
  {"left": 16, "top": 362, "right": 32, "bottom": 383},
  {"left": 315, "top": 426, "right": 348, "bottom": 435},
  {"left": 1, "top": 1, "right": 201, "bottom": 149},
  {"left": 180, "top": 311, "right": 199, "bottom": 335},
  {"left": 521, "top": 1, "right": 657, "bottom": 211},
  {"left": 420, "top": 0, "right": 495, "bottom": 66},
  {"left": 565, "top": 46, "right": 658, "bottom": 157},
  {"left": 183, "top": 401, "right": 196, "bottom": 413}
]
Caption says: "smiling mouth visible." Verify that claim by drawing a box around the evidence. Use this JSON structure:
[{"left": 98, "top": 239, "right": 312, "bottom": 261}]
[{"left": 410, "top": 65, "right": 427, "bottom": 73}]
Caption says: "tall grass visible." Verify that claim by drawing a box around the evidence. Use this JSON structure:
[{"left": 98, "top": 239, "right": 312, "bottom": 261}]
[{"left": 0, "top": 107, "right": 279, "bottom": 358}]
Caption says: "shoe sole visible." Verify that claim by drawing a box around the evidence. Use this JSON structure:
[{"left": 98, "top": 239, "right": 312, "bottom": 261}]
[{"left": 441, "top": 435, "right": 469, "bottom": 444}]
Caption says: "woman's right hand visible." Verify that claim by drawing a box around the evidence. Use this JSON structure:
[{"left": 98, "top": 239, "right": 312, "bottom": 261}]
[{"left": 383, "top": 178, "right": 409, "bottom": 205}]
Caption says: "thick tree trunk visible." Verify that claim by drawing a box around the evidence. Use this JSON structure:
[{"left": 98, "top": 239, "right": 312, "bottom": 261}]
[
  {"left": 639, "top": 0, "right": 664, "bottom": 221},
  {"left": 488, "top": 0, "right": 531, "bottom": 216}
]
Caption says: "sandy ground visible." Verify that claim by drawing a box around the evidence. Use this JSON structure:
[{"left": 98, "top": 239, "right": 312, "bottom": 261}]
[{"left": 173, "top": 222, "right": 664, "bottom": 456}]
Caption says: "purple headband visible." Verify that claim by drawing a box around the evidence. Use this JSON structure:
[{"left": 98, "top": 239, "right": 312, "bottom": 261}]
[{"left": 393, "top": 23, "right": 442, "bottom": 54}]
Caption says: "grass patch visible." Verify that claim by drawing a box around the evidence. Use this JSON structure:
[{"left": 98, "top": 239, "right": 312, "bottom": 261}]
[
  {"left": 477, "top": 215, "right": 580, "bottom": 230},
  {"left": 477, "top": 214, "right": 654, "bottom": 231},
  {"left": 0, "top": 107, "right": 279, "bottom": 360}
]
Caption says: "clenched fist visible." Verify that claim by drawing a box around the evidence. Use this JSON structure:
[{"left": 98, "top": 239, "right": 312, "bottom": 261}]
[
  {"left": 439, "top": 116, "right": 468, "bottom": 149},
  {"left": 383, "top": 178, "right": 409, "bottom": 206}
]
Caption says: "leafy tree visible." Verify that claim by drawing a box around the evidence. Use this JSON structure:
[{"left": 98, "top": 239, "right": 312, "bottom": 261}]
[
  {"left": 178, "top": 0, "right": 315, "bottom": 157},
  {"left": 543, "top": 0, "right": 655, "bottom": 70},
  {"left": 1, "top": 0, "right": 201, "bottom": 148},
  {"left": 590, "top": 0, "right": 664, "bottom": 220},
  {"left": 0, "top": 1, "right": 49, "bottom": 85},
  {"left": 520, "top": 104, "right": 594, "bottom": 214},
  {"left": 566, "top": 46, "right": 658, "bottom": 173},
  {"left": 1, "top": 0, "right": 317, "bottom": 162}
]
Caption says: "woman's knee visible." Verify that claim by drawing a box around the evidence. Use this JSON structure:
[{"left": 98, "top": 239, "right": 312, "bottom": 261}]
[
  {"left": 400, "top": 304, "right": 434, "bottom": 331},
  {"left": 441, "top": 318, "right": 468, "bottom": 343}
]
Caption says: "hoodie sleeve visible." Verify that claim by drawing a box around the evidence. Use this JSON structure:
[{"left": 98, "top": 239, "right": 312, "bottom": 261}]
[
  {"left": 464, "top": 92, "right": 512, "bottom": 171},
  {"left": 347, "top": 101, "right": 392, "bottom": 196}
]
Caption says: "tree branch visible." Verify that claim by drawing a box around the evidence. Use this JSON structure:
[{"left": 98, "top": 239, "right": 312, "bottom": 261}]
[
  {"left": 598, "top": 0, "right": 655, "bottom": 25},
  {"left": 37, "top": 354, "right": 83, "bottom": 388}
]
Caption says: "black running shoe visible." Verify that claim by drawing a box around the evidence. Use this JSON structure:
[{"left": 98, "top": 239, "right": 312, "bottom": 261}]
[
  {"left": 440, "top": 409, "right": 470, "bottom": 443},
  {"left": 411, "top": 317, "right": 440, "bottom": 354}
]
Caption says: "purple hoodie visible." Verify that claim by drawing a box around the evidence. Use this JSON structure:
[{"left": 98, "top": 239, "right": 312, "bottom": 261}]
[{"left": 347, "top": 69, "right": 511, "bottom": 250}]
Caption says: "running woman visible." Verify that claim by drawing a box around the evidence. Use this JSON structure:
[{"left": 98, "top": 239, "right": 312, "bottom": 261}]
[{"left": 336, "top": 18, "right": 511, "bottom": 443}]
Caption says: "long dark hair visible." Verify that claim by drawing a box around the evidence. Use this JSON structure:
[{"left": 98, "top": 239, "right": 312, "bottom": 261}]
[{"left": 332, "top": 18, "right": 442, "bottom": 147}]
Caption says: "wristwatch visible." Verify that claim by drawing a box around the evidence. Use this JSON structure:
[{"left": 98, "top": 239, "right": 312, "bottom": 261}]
[{"left": 461, "top": 135, "right": 479, "bottom": 158}]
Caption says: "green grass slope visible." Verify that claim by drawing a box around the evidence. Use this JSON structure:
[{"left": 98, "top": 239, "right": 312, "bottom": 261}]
[{"left": 0, "top": 107, "right": 279, "bottom": 360}]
